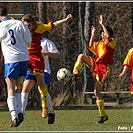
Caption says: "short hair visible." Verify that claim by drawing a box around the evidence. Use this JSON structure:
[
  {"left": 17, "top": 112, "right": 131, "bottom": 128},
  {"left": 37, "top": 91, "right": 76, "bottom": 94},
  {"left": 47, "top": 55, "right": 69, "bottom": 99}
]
[
  {"left": 21, "top": 14, "right": 36, "bottom": 25},
  {"left": 100, "top": 26, "right": 113, "bottom": 38},
  {"left": 0, "top": 5, "right": 7, "bottom": 16}
]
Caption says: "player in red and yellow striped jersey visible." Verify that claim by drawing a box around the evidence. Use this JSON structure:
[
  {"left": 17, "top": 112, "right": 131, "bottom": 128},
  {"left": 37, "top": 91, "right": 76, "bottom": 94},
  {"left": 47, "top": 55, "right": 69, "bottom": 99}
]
[
  {"left": 73, "top": 14, "right": 116, "bottom": 124},
  {"left": 119, "top": 48, "right": 133, "bottom": 94},
  {"left": 21, "top": 14, "right": 72, "bottom": 118}
]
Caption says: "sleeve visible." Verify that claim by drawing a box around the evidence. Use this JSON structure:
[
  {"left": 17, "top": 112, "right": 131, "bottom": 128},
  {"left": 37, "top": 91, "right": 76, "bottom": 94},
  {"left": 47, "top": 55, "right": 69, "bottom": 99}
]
[
  {"left": 123, "top": 48, "right": 133, "bottom": 67},
  {"left": 35, "top": 21, "right": 53, "bottom": 34},
  {"left": 88, "top": 41, "right": 98, "bottom": 55},
  {"left": 41, "top": 38, "right": 60, "bottom": 58},
  {"left": 105, "top": 38, "right": 116, "bottom": 49},
  {"left": 0, "top": 26, "right": 4, "bottom": 43},
  {"left": 22, "top": 23, "right": 32, "bottom": 45}
]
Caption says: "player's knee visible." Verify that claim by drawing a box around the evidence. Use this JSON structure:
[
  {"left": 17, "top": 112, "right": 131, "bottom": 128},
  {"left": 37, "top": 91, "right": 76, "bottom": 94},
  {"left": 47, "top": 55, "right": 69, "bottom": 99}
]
[
  {"left": 94, "top": 90, "right": 97, "bottom": 96},
  {"left": 94, "top": 90, "right": 100, "bottom": 97},
  {"left": 77, "top": 54, "right": 84, "bottom": 60}
]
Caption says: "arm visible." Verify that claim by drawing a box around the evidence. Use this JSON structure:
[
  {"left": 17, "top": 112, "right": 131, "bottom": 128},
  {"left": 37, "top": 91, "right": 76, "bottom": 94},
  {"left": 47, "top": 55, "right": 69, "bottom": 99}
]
[
  {"left": 41, "top": 51, "right": 59, "bottom": 59},
  {"left": 99, "top": 14, "right": 110, "bottom": 38},
  {"left": 41, "top": 37, "right": 60, "bottom": 59},
  {"left": 88, "top": 25, "right": 96, "bottom": 47},
  {"left": 119, "top": 66, "right": 129, "bottom": 78},
  {"left": 53, "top": 14, "right": 73, "bottom": 27}
]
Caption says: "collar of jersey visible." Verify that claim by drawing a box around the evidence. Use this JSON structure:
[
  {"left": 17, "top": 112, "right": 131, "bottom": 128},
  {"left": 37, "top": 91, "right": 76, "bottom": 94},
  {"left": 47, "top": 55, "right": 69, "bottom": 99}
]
[{"left": 2, "top": 17, "right": 12, "bottom": 21}]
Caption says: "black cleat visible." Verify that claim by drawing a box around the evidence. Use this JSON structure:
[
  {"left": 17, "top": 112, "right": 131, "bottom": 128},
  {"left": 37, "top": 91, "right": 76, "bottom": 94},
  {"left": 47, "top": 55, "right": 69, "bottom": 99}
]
[
  {"left": 10, "top": 118, "right": 19, "bottom": 127},
  {"left": 18, "top": 112, "right": 24, "bottom": 125},
  {"left": 96, "top": 115, "right": 108, "bottom": 124},
  {"left": 48, "top": 113, "right": 55, "bottom": 124}
]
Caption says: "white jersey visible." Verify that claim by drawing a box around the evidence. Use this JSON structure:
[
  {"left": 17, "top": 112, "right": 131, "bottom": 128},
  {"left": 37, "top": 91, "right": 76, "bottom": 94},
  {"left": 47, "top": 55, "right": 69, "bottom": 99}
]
[
  {"left": 41, "top": 37, "right": 60, "bottom": 74},
  {"left": 0, "top": 19, "right": 31, "bottom": 63}
]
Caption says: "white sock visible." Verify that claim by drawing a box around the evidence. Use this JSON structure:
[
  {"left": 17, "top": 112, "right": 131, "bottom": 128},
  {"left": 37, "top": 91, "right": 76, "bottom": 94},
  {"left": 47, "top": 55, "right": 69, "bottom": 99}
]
[
  {"left": 15, "top": 93, "right": 22, "bottom": 114},
  {"left": 21, "top": 92, "right": 29, "bottom": 114},
  {"left": 7, "top": 96, "right": 17, "bottom": 121},
  {"left": 47, "top": 92, "right": 54, "bottom": 114}
]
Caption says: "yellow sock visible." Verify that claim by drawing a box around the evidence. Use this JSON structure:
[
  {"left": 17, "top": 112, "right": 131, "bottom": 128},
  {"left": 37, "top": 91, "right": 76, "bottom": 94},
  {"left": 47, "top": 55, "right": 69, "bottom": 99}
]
[
  {"left": 38, "top": 87, "right": 48, "bottom": 109},
  {"left": 73, "top": 61, "right": 83, "bottom": 77},
  {"left": 96, "top": 100, "right": 106, "bottom": 117}
]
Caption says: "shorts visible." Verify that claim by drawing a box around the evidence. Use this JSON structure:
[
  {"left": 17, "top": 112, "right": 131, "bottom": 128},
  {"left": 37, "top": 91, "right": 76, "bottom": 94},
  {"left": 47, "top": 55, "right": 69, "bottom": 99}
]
[
  {"left": 28, "top": 52, "right": 44, "bottom": 76},
  {"left": 24, "top": 71, "right": 51, "bottom": 88},
  {"left": 87, "top": 56, "right": 111, "bottom": 86},
  {"left": 4, "top": 61, "right": 28, "bottom": 80},
  {"left": 130, "top": 81, "right": 133, "bottom": 94}
]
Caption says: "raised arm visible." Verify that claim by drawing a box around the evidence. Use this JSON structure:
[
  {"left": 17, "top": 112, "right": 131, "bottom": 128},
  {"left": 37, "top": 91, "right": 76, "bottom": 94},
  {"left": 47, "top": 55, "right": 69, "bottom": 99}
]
[
  {"left": 99, "top": 14, "right": 110, "bottom": 38},
  {"left": 53, "top": 14, "right": 73, "bottom": 27},
  {"left": 88, "top": 25, "right": 96, "bottom": 47}
]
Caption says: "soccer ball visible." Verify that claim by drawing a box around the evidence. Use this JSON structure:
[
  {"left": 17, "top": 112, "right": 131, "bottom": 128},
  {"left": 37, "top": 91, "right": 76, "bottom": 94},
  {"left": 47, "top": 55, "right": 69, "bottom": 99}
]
[{"left": 57, "top": 68, "right": 72, "bottom": 83}]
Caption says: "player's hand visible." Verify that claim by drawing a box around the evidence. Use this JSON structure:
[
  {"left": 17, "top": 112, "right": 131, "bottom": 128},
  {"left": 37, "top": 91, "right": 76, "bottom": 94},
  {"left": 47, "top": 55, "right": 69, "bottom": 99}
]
[
  {"left": 99, "top": 14, "right": 103, "bottom": 25},
  {"left": 41, "top": 50, "right": 48, "bottom": 57},
  {"left": 119, "top": 73, "right": 124, "bottom": 81},
  {"left": 66, "top": 14, "right": 73, "bottom": 21},
  {"left": 91, "top": 25, "right": 96, "bottom": 35}
]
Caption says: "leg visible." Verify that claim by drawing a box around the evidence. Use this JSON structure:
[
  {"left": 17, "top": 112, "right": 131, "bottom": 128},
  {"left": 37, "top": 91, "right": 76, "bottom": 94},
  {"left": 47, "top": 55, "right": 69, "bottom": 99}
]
[
  {"left": 73, "top": 54, "right": 92, "bottom": 77},
  {"left": 47, "top": 92, "right": 55, "bottom": 124},
  {"left": 36, "top": 74, "right": 48, "bottom": 118},
  {"left": 21, "top": 79, "right": 35, "bottom": 114},
  {"left": 94, "top": 81, "right": 108, "bottom": 124},
  {"left": 47, "top": 92, "right": 54, "bottom": 113},
  {"left": 5, "top": 77, "right": 19, "bottom": 127},
  {"left": 15, "top": 76, "right": 23, "bottom": 115},
  {"left": 44, "top": 72, "right": 55, "bottom": 124},
  {"left": 14, "top": 76, "right": 27, "bottom": 125}
]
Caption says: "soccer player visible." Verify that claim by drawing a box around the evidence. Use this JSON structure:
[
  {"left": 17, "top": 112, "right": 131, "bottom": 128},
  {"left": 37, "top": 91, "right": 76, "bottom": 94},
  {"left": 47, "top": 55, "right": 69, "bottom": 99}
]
[
  {"left": 119, "top": 48, "right": 133, "bottom": 94},
  {"left": 21, "top": 36, "right": 60, "bottom": 124},
  {"left": 21, "top": 13, "right": 72, "bottom": 118},
  {"left": 0, "top": 5, "right": 31, "bottom": 127},
  {"left": 72, "top": 14, "right": 116, "bottom": 124}
]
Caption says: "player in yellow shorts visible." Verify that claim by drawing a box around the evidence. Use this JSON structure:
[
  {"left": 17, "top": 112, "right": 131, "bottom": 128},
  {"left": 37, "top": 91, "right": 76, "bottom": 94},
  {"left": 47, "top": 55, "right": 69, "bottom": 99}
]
[
  {"left": 119, "top": 48, "right": 133, "bottom": 94},
  {"left": 72, "top": 14, "right": 116, "bottom": 124}
]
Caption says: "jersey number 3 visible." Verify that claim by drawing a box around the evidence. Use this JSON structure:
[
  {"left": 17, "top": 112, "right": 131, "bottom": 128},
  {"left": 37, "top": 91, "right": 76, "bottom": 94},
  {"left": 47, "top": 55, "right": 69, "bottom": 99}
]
[{"left": 9, "top": 29, "right": 16, "bottom": 45}]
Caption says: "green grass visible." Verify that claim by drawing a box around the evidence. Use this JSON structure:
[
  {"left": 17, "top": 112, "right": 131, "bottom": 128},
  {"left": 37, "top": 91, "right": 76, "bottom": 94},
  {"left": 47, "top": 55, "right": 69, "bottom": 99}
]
[{"left": 0, "top": 108, "right": 133, "bottom": 132}]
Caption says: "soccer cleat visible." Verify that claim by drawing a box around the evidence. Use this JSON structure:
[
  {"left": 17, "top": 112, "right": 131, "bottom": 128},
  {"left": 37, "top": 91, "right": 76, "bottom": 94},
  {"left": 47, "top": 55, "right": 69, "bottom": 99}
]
[
  {"left": 18, "top": 112, "right": 24, "bottom": 125},
  {"left": 10, "top": 118, "right": 19, "bottom": 127},
  {"left": 42, "top": 108, "right": 48, "bottom": 118},
  {"left": 96, "top": 115, "right": 108, "bottom": 124},
  {"left": 48, "top": 113, "right": 55, "bottom": 124}
]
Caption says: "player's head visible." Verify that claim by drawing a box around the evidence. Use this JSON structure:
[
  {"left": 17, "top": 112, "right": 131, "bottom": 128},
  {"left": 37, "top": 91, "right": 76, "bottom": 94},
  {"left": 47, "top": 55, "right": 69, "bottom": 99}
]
[
  {"left": 21, "top": 14, "right": 36, "bottom": 32},
  {"left": 0, "top": 5, "right": 7, "bottom": 17},
  {"left": 100, "top": 26, "right": 113, "bottom": 40}
]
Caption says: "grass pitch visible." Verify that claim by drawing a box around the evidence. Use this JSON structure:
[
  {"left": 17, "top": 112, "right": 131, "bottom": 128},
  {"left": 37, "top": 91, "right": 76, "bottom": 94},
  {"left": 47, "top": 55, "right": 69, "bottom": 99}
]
[{"left": 0, "top": 107, "right": 132, "bottom": 132}]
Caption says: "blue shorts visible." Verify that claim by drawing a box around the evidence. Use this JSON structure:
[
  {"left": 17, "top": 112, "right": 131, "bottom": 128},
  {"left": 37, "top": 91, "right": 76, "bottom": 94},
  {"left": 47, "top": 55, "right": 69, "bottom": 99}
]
[
  {"left": 4, "top": 61, "right": 28, "bottom": 80},
  {"left": 24, "top": 71, "right": 51, "bottom": 88}
]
